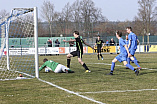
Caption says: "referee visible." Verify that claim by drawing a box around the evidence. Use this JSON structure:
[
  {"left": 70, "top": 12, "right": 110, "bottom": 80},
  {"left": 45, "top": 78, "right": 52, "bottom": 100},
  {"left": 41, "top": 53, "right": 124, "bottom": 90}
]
[{"left": 94, "top": 35, "right": 105, "bottom": 60}]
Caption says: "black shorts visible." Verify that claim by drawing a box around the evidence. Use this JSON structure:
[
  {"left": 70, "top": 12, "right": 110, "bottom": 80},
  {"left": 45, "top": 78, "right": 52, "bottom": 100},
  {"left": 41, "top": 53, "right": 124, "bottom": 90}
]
[
  {"left": 97, "top": 48, "right": 101, "bottom": 53},
  {"left": 70, "top": 51, "right": 83, "bottom": 58}
]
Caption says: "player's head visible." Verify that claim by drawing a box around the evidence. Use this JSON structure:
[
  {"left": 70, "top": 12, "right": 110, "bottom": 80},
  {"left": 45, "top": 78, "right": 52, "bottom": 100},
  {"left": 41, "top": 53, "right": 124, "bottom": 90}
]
[
  {"left": 116, "top": 31, "right": 122, "bottom": 38},
  {"left": 73, "top": 31, "right": 79, "bottom": 37},
  {"left": 43, "top": 58, "right": 48, "bottom": 62},
  {"left": 126, "top": 34, "right": 128, "bottom": 40},
  {"left": 126, "top": 27, "right": 132, "bottom": 33},
  {"left": 98, "top": 35, "right": 100, "bottom": 40}
]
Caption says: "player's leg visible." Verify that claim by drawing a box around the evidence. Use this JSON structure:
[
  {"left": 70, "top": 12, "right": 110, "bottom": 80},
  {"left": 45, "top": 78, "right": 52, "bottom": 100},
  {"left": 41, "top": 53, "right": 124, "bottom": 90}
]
[
  {"left": 127, "top": 57, "right": 131, "bottom": 64},
  {"left": 60, "top": 64, "right": 74, "bottom": 73},
  {"left": 132, "top": 56, "right": 140, "bottom": 63},
  {"left": 67, "top": 54, "right": 72, "bottom": 68},
  {"left": 77, "top": 52, "right": 91, "bottom": 73},
  {"left": 107, "top": 55, "right": 119, "bottom": 75},
  {"left": 97, "top": 48, "right": 100, "bottom": 60},
  {"left": 67, "top": 51, "right": 77, "bottom": 68},
  {"left": 110, "top": 58, "right": 118, "bottom": 74},
  {"left": 127, "top": 50, "right": 131, "bottom": 64},
  {"left": 100, "top": 53, "right": 103, "bottom": 60},
  {"left": 98, "top": 47, "right": 103, "bottom": 60},
  {"left": 97, "top": 53, "right": 100, "bottom": 60},
  {"left": 54, "top": 64, "right": 62, "bottom": 73},
  {"left": 78, "top": 58, "right": 91, "bottom": 72},
  {"left": 129, "top": 49, "right": 141, "bottom": 69},
  {"left": 123, "top": 61, "right": 139, "bottom": 76}
]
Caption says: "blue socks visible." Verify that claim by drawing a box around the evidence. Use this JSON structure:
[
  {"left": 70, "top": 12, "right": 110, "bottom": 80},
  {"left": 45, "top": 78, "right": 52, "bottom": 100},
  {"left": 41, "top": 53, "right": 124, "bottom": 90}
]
[
  {"left": 133, "top": 59, "right": 140, "bottom": 67},
  {"left": 125, "top": 64, "right": 135, "bottom": 71},
  {"left": 111, "top": 62, "right": 137, "bottom": 73},
  {"left": 111, "top": 62, "right": 115, "bottom": 72},
  {"left": 127, "top": 58, "right": 130, "bottom": 64},
  {"left": 128, "top": 57, "right": 140, "bottom": 68}
]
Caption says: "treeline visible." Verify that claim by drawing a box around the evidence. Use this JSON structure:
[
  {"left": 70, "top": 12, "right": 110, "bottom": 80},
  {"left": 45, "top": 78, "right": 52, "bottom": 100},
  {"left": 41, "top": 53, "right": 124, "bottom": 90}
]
[
  {"left": 38, "top": 0, "right": 157, "bottom": 37},
  {"left": 1, "top": 0, "right": 157, "bottom": 38}
]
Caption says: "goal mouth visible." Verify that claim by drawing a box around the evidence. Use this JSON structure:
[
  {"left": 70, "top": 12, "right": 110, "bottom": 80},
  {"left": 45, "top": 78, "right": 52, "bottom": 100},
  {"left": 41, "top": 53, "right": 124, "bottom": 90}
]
[{"left": 0, "top": 7, "right": 38, "bottom": 81}]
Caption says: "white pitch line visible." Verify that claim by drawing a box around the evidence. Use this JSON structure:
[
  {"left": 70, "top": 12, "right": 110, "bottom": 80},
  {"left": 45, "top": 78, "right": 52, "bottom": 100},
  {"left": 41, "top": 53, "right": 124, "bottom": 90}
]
[
  {"left": 78, "top": 89, "right": 157, "bottom": 94},
  {"left": 38, "top": 78, "right": 106, "bottom": 104},
  {"left": 88, "top": 63, "right": 157, "bottom": 71}
]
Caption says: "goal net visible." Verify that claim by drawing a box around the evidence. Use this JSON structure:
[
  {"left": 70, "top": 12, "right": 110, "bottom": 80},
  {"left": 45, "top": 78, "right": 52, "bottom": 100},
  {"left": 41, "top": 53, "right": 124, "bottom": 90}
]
[{"left": 0, "top": 8, "right": 38, "bottom": 80}]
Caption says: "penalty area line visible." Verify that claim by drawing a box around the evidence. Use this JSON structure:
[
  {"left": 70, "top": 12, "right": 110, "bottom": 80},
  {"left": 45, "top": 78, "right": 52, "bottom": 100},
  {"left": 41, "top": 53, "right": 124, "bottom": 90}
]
[
  {"left": 38, "top": 78, "right": 106, "bottom": 104},
  {"left": 79, "top": 89, "right": 157, "bottom": 94}
]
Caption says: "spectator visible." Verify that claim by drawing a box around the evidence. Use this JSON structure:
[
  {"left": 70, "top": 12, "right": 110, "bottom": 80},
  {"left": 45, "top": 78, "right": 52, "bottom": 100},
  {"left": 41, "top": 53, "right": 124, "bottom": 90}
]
[
  {"left": 55, "top": 39, "right": 60, "bottom": 47},
  {"left": 69, "top": 38, "right": 75, "bottom": 47},
  {"left": 109, "top": 38, "right": 115, "bottom": 46},
  {"left": 47, "top": 39, "right": 52, "bottom": 47},
  {"left": 106, "top": 40, "right": 109, "bottom": 46}
]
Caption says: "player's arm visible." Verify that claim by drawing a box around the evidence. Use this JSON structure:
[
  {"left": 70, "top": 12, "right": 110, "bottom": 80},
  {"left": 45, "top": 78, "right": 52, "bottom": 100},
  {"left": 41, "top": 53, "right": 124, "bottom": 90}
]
[
  {"left": 101, "top": 43, "right": 104, "bottom": 49},
  {"left": 63, "top": 39, "right": 76, "bottom": 42},
  {"left": 128, "top": 35, "right": 131, "bottom": 48},
  {"left": 94, "top": 43, "right": 97, "bottom": 49},
  {"left": 39, "top": 64, "right": 46, "bottom": 71},
  {"left": 118, "top": 46, "right": 120, "bottom": 51},
  {"left": 101, "top": 41, "right": 105, "bottom": 49},
  {"left": 72, "top": 42, "right": 75, "bottom": 45},
  {"left": 128, "top": 40, "right": 131, "bottom": 48},
  {"left": 83, "top": 41, "right": 94, "bottom": 49},
  {"left": 124, "top": 45, "right": 131, "bottom": 57},
  {"left": 137, "top": 39, "right": 140, "bottom": 45}
]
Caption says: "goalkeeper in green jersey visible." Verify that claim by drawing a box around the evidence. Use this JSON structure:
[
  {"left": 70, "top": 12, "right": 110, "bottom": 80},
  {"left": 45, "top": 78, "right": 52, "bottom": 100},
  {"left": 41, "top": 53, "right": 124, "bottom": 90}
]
[{"left": 39, "top": 58, "right": 74, "bottom": 73}]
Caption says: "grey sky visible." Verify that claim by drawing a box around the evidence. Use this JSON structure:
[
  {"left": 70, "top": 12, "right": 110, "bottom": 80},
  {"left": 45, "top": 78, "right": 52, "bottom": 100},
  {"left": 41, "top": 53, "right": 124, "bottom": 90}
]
[{"left": 0, "top": 0, "right": 156, "bottom": 21}]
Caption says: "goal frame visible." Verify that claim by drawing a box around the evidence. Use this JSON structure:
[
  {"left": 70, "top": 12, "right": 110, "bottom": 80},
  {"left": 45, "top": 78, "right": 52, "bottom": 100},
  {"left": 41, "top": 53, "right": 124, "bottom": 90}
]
[{"left": 5, "top": 7, "right": 39, "bottom": 79}]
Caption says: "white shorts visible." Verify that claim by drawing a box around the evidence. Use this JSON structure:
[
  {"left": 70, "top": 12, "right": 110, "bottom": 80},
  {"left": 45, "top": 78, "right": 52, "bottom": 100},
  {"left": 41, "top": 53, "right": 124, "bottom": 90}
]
[{"left": 54, "top": 64, "right": 69, "bottom": 73}]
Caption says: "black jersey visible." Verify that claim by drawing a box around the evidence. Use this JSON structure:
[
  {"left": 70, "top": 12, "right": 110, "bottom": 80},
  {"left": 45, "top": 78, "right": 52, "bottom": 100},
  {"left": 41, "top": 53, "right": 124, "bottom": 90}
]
[
  {"left": 96, "top": 39, "right": 104, "bottom": 48},
  {"left": 75, "top": 36, "right": 84, "bottom": 54}
]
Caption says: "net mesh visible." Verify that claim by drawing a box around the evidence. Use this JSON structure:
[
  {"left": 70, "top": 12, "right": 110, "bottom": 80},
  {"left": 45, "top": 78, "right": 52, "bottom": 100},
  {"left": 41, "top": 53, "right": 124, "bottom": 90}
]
[{"left": 0, "top": 8, "right": 35, "bottom": 80}]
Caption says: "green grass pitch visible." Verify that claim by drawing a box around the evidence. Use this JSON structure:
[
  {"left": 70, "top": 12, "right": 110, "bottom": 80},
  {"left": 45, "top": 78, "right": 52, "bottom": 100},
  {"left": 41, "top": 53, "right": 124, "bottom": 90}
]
[{"left": 0, "top": 53, "right": 157, "bottom": 104}]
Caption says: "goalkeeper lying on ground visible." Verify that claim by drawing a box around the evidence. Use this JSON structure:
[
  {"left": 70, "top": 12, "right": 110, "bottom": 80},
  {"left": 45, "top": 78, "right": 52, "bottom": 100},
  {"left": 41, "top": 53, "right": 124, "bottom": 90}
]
[{"left": 39, "top": 58, "right": 74, "bottom": 73}]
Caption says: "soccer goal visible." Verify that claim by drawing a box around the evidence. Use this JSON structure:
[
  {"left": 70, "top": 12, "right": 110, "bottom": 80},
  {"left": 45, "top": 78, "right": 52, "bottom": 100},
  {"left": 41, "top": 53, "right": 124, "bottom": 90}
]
[{"left": 0, "top": 7, "right": 39, "bottom": 80}]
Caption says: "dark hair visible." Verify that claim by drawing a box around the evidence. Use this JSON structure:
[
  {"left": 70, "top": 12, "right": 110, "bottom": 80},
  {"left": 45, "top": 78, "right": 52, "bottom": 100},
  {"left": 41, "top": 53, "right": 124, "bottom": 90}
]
[
  {"left": 116, "top": 31, "right": 122, "bottom": 37},
  {"left": 43, "top": 58, "right": 48, "bottom": 62},
  {"left": 73, "top": 31, "right": 79, "bottom": 35},
  {"left": 98, "top": 35, "right": 100, "bottom": 37},
  {"left": 126, "top": 27, "right": 132, "bottom": 31}
]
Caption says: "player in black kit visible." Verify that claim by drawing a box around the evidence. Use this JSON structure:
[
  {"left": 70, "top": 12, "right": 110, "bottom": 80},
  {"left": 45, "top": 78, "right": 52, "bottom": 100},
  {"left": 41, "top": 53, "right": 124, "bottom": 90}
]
[
  {"left": 94, "top": 35, "right": 105, "bottom": 60},
  {"left": 63, "top": 31, "right": 94, "bottom": 73}
]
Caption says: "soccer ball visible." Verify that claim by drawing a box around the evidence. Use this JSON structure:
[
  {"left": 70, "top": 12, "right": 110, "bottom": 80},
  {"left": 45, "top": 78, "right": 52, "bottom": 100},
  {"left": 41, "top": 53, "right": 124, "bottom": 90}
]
[{"left": 45, "top": 68, "right": 50, "bottom": 72}]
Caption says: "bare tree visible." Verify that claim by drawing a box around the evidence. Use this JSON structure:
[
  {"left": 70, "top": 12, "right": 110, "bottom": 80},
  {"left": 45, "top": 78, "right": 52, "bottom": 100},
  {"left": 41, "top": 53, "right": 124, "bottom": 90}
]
[
  {"left": 0, "top": 9, "right": 9, "bottom": 18},
  {"left": 132, "top": 16, "right": 144, "bottom": 36},
  {"left": 41, "top": 1, "right": 55, "bottom": 37},
  {"left": 80, "top": 0, "right": 105, "bottom": 37},
  {"left": 61, "top": 2, "right": 73, "bottom": 35},
  {"left": 136, "top": 0, "right": 156, "bottom": 44},
  {"left": 153, "top": 7, "right": 157, "bottom": 21},
  {"left": 71, "top": 0, "right": 83, "bottom": 32}
]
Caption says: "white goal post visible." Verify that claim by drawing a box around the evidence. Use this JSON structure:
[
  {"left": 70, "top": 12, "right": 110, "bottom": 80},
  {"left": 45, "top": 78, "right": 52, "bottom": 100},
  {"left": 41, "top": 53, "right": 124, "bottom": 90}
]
[{"left": 0, "top": 7, "right": 39, "bottom": 80}]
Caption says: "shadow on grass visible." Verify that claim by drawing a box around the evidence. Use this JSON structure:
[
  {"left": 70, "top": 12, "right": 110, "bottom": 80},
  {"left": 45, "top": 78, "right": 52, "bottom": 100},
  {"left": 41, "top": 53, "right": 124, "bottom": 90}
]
[{"left": 139, "top": 70, "right": 157, "bottom": 75}]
